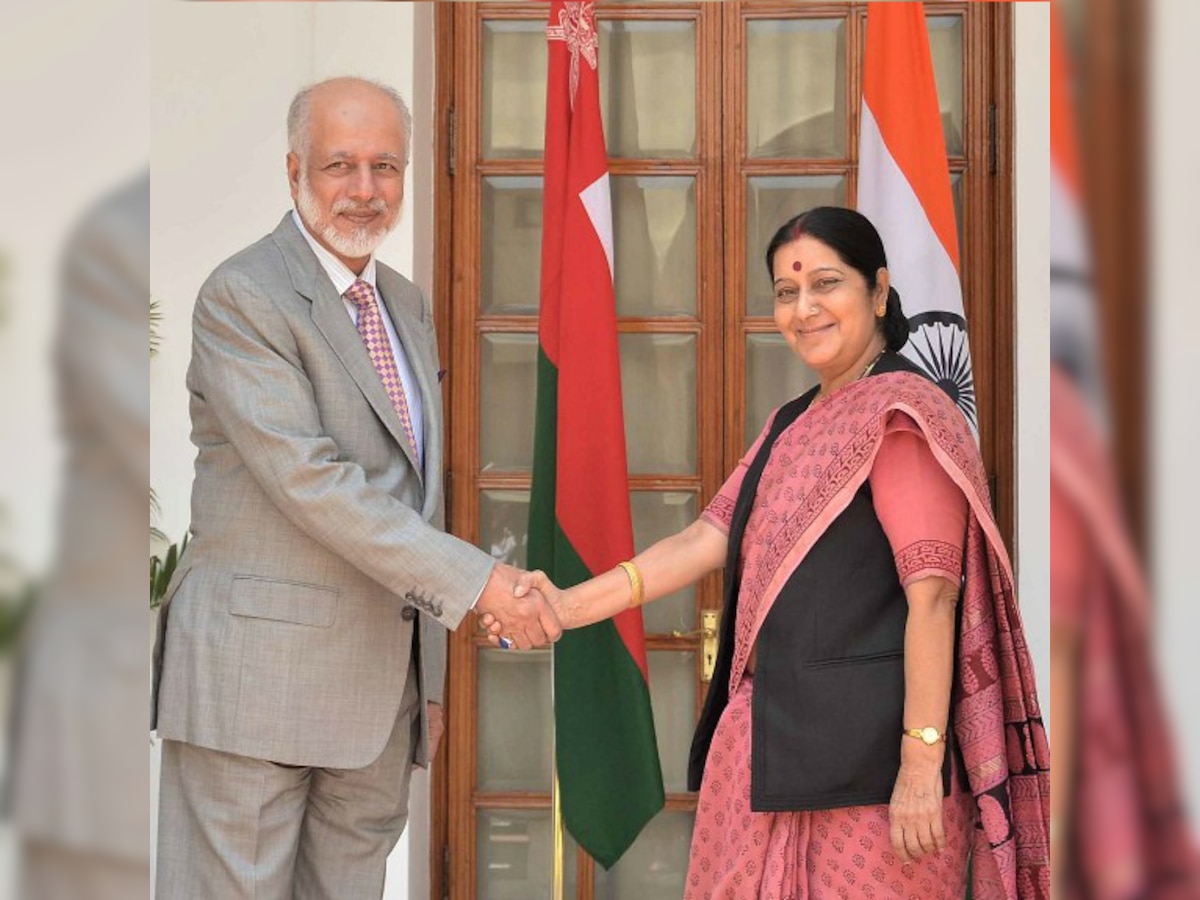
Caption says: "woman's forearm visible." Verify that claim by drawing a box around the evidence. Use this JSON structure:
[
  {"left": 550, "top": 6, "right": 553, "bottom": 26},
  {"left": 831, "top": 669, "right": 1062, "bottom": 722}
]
[
  {"left": 559, "top": 518, "right": 727, "bottom": 628},
  {"left": 900, "top": 576, "right": 959, "bottom": 768}
]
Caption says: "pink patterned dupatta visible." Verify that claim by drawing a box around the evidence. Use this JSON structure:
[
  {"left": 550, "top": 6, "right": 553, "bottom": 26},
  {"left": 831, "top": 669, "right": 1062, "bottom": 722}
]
[{"left": 726, "top": 371, "right": 1050, "bottom": 899}]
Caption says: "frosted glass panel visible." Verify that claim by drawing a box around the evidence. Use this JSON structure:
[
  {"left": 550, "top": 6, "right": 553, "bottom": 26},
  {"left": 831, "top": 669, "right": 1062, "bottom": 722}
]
[
  {"left": 630, "top": 492, "right": 696, "bottom": 635},
  {"left": 746, "top": 175, "right": 847, "bottom": 316},
  {"left": 619, "top": 334, "right": 696, "bottom": 475},
  {"left": 747, "top": 19, "right": 846, "bottom": 158},
  {"left": 478, "top": 808, "right": 577, "bottom": 900},
  {"left": 613, "top": 176, "right": 696, "bottom": 317},
  {"left": 928, "top": 16, "right": 964, "bottom": 155},
  {"left": 480, "top": 333, "right": 536, "bottom": 472},
  {"left": 599, "top": 20, "right": 696, "bottom": 157},
  {"left": 477, "top": 650, "right": 552, "bottom": 792},
  {"left": 480, "top": 490, "right": 530, "bottom": 569},
  {"left": 482, "top": 176, "right": 543, "bottom": 316},
  {"left": 648, "top": 650, "right": 695, "bottom": 793},
  {"left": 483, "top": 21, "right": 547, "bottom": 158},
  {"left": 745, "top": 334, "right": 819, "bottom": 445},
  {"left": 594, "top": 810, "right": 695, "bottom": 899}
]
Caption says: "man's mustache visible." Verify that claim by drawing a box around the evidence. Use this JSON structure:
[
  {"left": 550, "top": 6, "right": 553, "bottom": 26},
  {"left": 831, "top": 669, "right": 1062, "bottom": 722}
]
[{"left": 331, "top": 198, "right": 388, "bottom": 217}]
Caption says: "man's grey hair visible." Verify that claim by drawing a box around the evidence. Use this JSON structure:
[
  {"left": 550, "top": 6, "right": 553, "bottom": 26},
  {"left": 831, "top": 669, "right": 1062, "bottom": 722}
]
[{"left": 287, "top": 76, "right": 413, "bottom": 164}]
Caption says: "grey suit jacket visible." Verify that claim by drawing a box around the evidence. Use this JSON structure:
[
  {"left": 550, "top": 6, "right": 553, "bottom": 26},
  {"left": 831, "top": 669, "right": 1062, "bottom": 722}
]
[{"left": 152, "top": 213, "right": 494, "bottom": 769}]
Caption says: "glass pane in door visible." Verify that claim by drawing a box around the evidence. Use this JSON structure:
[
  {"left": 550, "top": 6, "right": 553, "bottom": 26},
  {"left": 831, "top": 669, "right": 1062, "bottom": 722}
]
[
  {"left": 480, "top": 490, "right": 530, "bottom": 569},
  {"left": 745, "top": 333, "right": 819, "bottom": 445},
  {"left": 927, "top": 16, "right": 964, "bottom": 156},
  {"left": 613, "top": 175, "right": 697, "bottom": 318},
  {"left": 477, "top": 649, "right": 553, "bottom": 792},
  {"left": 593, "top": 810, "right": 695, "bottom": 899},
  {"left": 619, "top": 334, "right": 697, "bottom": 475},
  {"left": 630, "top": 491, "right": 697, "bottom": 635},
  {"left": 746, "top": 18, "right": 847, "bottom": 159},
  {"left": 478, "top": 808, "right": 576, "bottom": 900},
  {"left": 483, "top": 20, "right": 548, "bottom": 158},
  {"left": 482, "top": 176, "right": 543, "bottom": 315},
  {"left": 599, "top": 19, "right": 697, "bottom": 158},
  {"left": 480, "top": 333, "right": 537, "bottom": 472},
  {"left": 648, "top": 650, "right": 696, "bottom": 793}
]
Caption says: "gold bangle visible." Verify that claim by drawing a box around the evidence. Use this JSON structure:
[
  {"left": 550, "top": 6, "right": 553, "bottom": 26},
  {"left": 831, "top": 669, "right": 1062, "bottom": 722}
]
[{"left": 617, "top": 561, "right": 645, "bottom": 609}]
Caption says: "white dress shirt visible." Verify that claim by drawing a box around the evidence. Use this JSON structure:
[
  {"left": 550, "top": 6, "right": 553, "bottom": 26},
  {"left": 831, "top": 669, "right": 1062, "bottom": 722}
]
[{"left": 293, "top": 210, "right": 424, "bottom": 466}]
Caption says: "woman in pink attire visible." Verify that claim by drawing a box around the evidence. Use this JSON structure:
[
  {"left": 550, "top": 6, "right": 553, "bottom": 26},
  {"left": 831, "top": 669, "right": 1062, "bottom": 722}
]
[{"left": 492, "top": 208, "right": 1049, "bottom": 898}]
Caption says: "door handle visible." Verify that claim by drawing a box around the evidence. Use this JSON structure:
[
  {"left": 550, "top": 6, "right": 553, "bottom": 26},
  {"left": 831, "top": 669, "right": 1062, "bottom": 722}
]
[{"left": 673, "top": 610, "right": 720, "bottom": 683}]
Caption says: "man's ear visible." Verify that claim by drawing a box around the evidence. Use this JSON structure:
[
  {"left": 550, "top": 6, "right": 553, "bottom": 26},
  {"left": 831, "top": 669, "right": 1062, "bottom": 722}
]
[{"left": 286, "top": 152, "right": 301, "bottom": 201}]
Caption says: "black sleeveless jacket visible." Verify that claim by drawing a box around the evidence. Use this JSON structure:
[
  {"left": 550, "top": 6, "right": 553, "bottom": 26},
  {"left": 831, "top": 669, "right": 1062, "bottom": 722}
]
[{"left": 686, "top": 353, "right": 957, "bottom": 810}]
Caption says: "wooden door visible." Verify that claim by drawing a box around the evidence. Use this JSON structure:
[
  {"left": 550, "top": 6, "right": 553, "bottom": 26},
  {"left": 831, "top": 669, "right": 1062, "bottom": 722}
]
[{"left": 433, "top": 4, "right": 1013, "bottom": 898}]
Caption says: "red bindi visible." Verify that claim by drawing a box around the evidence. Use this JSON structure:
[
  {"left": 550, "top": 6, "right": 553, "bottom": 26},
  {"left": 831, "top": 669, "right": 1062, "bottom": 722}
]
[{"left": 792, "top": 260, "right": 803, "bottom": 272}]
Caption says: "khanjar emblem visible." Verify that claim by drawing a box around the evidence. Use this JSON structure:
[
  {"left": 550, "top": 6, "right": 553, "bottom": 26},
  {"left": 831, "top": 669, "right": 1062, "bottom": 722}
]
[
  {"left": 547, "top": 2, "right": 599, "bottom": 109},
  {"left": 904, "top": 311, "right": 978, "bottom": 433}
]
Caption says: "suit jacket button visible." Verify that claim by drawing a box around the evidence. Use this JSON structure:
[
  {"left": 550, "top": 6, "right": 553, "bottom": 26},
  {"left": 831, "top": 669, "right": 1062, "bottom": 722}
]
[{"left": 401, "top": 606, "right": 418, "bottom": 621}]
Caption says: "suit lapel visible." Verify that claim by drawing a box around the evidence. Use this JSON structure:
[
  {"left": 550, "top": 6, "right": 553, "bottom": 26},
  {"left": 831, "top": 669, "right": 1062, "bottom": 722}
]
[
  {"left": 377, "top": 268, "right": 440, "bottom": 513},
  {"left": 273, "top": 214, "right": 424, "bottom": 483}
]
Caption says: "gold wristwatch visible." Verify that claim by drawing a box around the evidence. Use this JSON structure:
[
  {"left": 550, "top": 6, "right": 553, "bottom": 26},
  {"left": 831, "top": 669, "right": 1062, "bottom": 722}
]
[{"left": 903, "top": 726, "right": 947, "bottom": 746}]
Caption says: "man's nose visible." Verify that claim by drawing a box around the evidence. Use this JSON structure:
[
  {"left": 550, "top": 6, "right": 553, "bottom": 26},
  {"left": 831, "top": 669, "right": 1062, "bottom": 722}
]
[{"left": 347, "top": 165, "right": 376, "bottom": 201}]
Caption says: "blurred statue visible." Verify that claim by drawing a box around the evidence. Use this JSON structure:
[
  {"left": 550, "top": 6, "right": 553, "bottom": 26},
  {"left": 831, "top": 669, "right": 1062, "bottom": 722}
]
[{"left": 6, "top": 172, "right": 150, "bottom": 900}]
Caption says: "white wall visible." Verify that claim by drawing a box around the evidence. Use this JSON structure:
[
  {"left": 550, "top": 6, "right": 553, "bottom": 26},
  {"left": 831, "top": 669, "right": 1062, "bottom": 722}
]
[
  {"left": 1014, "top": 3, "right": 1052, "bottom": 729},
  {"left": 0, "top": 0, "right": 148, "bottom": 576},
  {"left": 150, "top": 3, "right": 434, "bottom": 897},
  {"left": 1153, "top": 0, "right": 1200, "bottom": 816}
]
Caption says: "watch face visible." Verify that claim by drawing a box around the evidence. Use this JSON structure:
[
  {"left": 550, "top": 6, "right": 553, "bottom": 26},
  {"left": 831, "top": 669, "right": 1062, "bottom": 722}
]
[{"left": 921, "top": 727, "right": 940, "bottom": 745}]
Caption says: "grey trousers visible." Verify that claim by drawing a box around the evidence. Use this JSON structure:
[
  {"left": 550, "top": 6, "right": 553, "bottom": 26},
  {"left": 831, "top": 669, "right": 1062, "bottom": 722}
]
[{"left": 155, "top": 671, "right": 419, "bottom": 900}]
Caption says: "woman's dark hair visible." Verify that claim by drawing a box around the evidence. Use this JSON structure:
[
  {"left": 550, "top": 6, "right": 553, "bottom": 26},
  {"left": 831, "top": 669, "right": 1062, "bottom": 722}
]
[{"left": 764, "top": 206, "right": 909, "bottom": 352}]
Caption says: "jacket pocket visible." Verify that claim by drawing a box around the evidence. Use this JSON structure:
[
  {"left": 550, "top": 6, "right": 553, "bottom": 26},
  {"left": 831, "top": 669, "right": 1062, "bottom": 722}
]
[
  {"left": 229, "top": 576, "right": 338, "bottom": 627},
  {"left": 803, "top": 649, "right": 904, "bottom": 669}
]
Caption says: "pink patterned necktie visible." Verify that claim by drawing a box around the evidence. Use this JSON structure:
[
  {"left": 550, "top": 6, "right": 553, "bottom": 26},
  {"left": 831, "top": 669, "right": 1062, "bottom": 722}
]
[{"left": 345, "top": 279, "right": 421, "bottom": 464}]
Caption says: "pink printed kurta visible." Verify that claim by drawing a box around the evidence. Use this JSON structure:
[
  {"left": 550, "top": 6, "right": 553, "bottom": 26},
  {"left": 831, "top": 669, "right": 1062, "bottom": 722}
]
[{"left": 686, "top": 405, "right": 973, "bottom": 899}]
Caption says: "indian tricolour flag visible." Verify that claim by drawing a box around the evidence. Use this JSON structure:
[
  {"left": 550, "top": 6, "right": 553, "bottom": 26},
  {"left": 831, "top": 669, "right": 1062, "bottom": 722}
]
[
  {"left": 858, "top": 1, "right": 977, "bottom": 434},
  {"left": 1050, "top": 2, "right": 1107, "bottom": 424},
  {"left": 529, "top": 0, "right": 665, "bottom": 870}
]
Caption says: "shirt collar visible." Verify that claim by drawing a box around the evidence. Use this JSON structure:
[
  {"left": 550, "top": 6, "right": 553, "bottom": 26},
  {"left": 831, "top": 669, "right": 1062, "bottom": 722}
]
[{"left": 292, "top": 209, "right": 377, "bottom": 298}]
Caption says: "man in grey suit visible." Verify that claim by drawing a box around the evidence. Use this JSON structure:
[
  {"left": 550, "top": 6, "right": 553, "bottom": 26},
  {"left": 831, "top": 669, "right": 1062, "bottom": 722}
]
[{"left": 152, "top": 77, "right": 557, "bottom": 898}]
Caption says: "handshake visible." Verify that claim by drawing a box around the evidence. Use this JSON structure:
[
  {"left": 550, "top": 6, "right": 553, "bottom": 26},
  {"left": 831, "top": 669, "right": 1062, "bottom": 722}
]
[{"left": 474, "top": 563, "right": 567, "bottom": 651}]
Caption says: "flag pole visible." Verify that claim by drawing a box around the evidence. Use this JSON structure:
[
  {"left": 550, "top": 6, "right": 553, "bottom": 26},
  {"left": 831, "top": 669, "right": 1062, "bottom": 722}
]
[
  {"left": 552, "top": 771, "right": 565, "bottom": 900},
  {"left": 552, "top": 650, "right": 565, "bottom": 900}
]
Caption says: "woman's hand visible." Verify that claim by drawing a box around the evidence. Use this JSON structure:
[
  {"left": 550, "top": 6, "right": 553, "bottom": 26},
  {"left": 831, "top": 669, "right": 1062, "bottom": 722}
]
[
  {"left": 478, "top": 569, "right": 570, "bottom": 644},
  {"left": 888, "top": 748, "right": 946, "bottom": 862}
]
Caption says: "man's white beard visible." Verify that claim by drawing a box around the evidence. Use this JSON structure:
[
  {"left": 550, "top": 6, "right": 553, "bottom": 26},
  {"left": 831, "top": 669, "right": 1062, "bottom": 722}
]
[{"left": 297, "top": 172, "right": 396, "bottom": 260}]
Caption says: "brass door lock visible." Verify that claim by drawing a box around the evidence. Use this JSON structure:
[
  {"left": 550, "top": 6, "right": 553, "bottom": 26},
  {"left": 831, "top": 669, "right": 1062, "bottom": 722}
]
[{"left": 672, "top": 610, "right": 720, "bottom": 683}]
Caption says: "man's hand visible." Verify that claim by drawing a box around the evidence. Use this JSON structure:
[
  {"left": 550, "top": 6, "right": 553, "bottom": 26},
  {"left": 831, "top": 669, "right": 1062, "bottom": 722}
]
[
  {"left": 474, "top": 563, "right": 563, "bottom": 650},
  {"left": 478, "top": 569, "right": 571, "bottom": 646},
  {"left": 413, "top": 701, "right": 445, "bottom": 772}
]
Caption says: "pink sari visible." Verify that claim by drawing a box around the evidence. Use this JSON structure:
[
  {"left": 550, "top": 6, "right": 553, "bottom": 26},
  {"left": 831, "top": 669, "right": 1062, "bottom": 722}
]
[{"left": 686, "top": 372, "right": 1050, "bottom": 899}]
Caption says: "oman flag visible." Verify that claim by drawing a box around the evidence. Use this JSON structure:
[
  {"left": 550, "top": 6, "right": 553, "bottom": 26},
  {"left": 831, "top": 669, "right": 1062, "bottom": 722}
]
[
  {"left": 858, "top": 1, "right": 978, "bottom": 434},
  {"left": 529, "top": 0, "right": 665, "bottom": 869}
]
